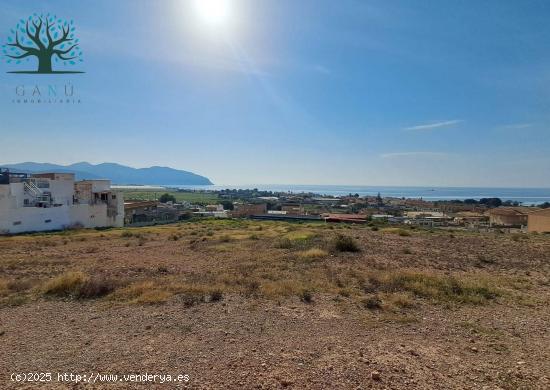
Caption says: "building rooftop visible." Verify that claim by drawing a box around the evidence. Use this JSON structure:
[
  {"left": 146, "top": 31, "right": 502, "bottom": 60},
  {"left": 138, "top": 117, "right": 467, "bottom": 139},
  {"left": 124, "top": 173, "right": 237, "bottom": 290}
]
[{"left": 489, "top": 207, "right": 541, "bottom": 216}]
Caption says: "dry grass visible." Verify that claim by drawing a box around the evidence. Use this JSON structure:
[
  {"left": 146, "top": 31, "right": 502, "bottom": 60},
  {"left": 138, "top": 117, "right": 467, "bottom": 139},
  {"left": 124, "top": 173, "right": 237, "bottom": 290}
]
[
  {"left": 41, "top": 272, "right": 117, "bottom": 299},
  {"left": 298, "top": 248, "right": 328, "bottom": 259},
  {"left": 1, "top": 219, "right": 547, "bottom": 309},
  {"left": 361, "top": 270, "right": 501, "bottom": 304},
  {"left": 385, "top": 292, "right": 415, "bottom": 308},
  {"left": 284, "top": 230, "right": 317, "bottom": 241},
  {"left": 260, "top": 280, "right": 297, "bottom": 297},
  {"left": 42, "top": 272, "right": 88, "bottom": 297},
  {"left": 0, "top": 278, "right": 9, "bottom": 297},
  {"left": 109, "top": 279, "right": 228, "bottom": 305},
  {"left": 111, "top": 281, "right": 165, "bottom": 304}
]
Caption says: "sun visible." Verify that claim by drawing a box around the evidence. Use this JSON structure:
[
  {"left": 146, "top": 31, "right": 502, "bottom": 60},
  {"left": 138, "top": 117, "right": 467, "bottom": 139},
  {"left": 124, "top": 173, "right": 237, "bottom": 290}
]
[{"left": 193, "top": 0, "right": 231, "bottom": 27}]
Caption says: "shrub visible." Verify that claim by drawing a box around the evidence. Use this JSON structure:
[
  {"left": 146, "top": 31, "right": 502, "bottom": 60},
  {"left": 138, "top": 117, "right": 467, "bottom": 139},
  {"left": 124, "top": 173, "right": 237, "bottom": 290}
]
[
  {"left": 338, "top": 288, "right": 352, "bottom": 298},
  {"left": 398, "top": 229, "right": 411, "bottom": 237},
  {"left": 77, "top": 277, "right": 117, "bottom": 299},
  {"left": 362, "top": 296, "right": 382, "bottom": 310},
  {"left": 180, "top": 293, "right": 204, "bottom": 307},
  {"left": 332, "top": 234, "right": 360, "bottom": 252},
  {"left": 209, "top": 290, "right": 224, "bottom": 302},
  {"left": 300, "top": 289, "right": 313, "bottom": 303},
  {"left": 371, "top": 226, "right": 379, "bottom": 231}
]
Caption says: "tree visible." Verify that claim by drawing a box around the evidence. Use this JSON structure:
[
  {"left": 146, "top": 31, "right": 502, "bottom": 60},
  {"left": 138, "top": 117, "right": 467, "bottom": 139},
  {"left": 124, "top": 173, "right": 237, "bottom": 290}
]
[
  {"left": 479, "top": 198, "right": 502, "bottom": 208},
  {"left": 220, "top": 200, "right": 234, "bottom": 210},
  {"left": 2, "top": 13, "right": 83, "bottom": 74},
  {"left": 159, "top": 193, "right": 176, "bottom": 203}
]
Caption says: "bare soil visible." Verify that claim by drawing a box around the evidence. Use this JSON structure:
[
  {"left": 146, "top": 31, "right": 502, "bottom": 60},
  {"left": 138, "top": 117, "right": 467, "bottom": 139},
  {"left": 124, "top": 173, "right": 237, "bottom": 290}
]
[{"left": 1, "top": 221, "right": 549, "bottom": 389}]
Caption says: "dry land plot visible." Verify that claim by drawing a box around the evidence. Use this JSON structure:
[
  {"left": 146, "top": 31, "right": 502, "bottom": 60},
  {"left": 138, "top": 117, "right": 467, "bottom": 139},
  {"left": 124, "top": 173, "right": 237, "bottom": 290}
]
[{"left": 1, "top": 220, "right": 549, "bottom": 389}]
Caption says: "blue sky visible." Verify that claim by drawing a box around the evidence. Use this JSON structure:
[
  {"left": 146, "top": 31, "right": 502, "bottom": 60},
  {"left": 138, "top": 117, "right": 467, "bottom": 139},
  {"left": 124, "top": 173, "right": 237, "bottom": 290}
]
[{"left": 1, "top": 0, "right": 549, "bottom": 187}]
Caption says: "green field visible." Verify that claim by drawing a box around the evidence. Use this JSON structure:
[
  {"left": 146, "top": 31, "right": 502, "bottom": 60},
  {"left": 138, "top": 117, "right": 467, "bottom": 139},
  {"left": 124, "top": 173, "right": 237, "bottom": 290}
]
[{"left": 119, "top": 189, "right": 220, "bottom": 205}]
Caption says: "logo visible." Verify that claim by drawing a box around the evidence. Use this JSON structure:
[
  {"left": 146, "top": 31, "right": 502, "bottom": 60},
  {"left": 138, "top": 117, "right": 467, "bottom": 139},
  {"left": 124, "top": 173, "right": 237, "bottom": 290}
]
[{"left": 2, "top": 13, "right": 83, "bottom": 74}]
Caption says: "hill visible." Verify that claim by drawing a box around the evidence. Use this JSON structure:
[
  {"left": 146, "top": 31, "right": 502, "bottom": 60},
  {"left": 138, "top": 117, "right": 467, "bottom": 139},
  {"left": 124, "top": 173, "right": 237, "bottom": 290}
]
[{"left": 0, "top": 162, "right": 213, "bottom": 185}]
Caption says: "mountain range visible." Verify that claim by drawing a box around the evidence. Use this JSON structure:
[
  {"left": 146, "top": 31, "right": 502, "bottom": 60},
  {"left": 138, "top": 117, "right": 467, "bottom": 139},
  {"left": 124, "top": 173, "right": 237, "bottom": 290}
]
[{"left": 0, "top": 162, "right": 213, "bottom": 186}]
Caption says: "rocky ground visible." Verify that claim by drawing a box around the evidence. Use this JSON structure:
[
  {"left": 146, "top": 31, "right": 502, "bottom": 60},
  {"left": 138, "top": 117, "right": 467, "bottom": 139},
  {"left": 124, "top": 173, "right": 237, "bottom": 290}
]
[{"left": 0, "top": 220, "right": 549, "bottom": 389}]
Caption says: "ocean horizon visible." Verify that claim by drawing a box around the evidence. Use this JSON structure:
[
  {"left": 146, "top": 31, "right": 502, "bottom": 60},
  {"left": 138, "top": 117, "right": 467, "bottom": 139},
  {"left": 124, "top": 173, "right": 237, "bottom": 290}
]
[{"left": 149, "top": 184, "right": 550, "bottom": 205}]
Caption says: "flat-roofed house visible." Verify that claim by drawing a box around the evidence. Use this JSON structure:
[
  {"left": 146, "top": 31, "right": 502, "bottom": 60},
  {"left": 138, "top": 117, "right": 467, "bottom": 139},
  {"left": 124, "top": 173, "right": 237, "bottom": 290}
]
[
  {"left": 488, "top": 207, "right": 540, "bottom": 227},
  {"left": 230, "top": 203, "right": 267, "bottom": 218},
  {"left": 0, "top": 170, "right": 123, "bottom": 234},
  {"left": 527, "top": 209, "right": 550, "bottom": 233},
  {"left": 123, "top": 200, "right": 159, "bottom": 224},
  {"left": 281, "top": 203, "right": 304, "bottom": 215},
  {"left": 453, "top": 211, "right": 489, "bottom": 225}
]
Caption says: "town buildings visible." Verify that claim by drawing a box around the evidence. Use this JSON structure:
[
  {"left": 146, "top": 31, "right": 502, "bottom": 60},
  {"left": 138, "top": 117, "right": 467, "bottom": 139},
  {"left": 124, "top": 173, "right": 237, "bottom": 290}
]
[
  {"left": 230, "top": 203, "right": 268, "bottom": 218},
  {"left": 488, "top": 207, "right": 541, "bottom": 227},
  {"left": 0, "top": 170, "right": 123, "bottom": 234},
  {"left": 527, "top": 209, "right": 550, "bottom": 233}
]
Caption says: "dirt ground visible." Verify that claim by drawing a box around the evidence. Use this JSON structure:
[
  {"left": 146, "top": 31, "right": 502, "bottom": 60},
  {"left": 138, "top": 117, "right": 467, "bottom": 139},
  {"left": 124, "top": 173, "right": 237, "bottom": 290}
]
[{"left": 1, "top": 220, "right": 549, "bottom": 389}]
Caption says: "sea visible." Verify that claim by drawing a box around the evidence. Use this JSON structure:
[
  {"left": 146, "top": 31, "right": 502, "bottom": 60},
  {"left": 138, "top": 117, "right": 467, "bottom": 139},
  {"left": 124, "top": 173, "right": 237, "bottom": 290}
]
[{"left": 156, "top": 185, "right": 550, "bottom": 206}]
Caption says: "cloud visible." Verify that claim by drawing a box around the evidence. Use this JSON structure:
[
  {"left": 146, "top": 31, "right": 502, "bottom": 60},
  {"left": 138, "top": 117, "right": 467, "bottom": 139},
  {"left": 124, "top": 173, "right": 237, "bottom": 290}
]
[
  {"left": 380, "top": 152, "right": 451, "bottom": 159},
  {"left": 500, "top": 123, "right": 534, "bottom": 130},
  {"left": 313, "top": 64, "right": 331, "bottom": 74},
  {"left": 404, "top": 120, "right": 463, "bottom": 131}
]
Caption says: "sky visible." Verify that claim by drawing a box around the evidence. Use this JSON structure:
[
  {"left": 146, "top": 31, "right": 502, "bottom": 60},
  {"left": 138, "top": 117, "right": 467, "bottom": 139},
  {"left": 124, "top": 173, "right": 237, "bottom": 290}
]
[{"left": 0, "top": 0, "right": 549, "bottom": 187}]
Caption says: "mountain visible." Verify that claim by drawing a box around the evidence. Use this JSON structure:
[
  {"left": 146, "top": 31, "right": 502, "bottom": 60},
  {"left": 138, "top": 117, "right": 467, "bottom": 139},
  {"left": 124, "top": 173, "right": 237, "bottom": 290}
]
[{"left": 1, "top": 162, "right": 213, "bottom": 185}]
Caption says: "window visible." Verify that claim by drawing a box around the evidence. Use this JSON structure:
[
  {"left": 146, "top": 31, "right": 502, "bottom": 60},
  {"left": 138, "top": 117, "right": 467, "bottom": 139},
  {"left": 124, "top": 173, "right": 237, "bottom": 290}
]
[
  {"left": 13, "top": 221, "right": 21, "bottom": 226},
  {"left": 45, "top": 219, "right": 52, "bottom": 223},
  {"left": 112, "top": 194, "right": 117, "bottom": 199}
]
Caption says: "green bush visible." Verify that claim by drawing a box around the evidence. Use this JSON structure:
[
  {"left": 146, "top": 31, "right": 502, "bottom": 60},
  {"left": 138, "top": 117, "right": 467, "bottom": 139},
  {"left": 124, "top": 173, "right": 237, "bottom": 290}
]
[{"left": 159, "top": 193, "right": 177, "bottom": 203}]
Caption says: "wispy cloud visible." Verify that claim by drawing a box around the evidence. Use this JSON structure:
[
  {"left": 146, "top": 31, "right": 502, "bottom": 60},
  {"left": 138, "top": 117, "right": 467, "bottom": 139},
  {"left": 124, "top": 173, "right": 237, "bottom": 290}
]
[
  {"left": 381, "top": 152, "right": 451, "bottom": 159},
  {"left": 312, "top": 64, "right": 331, "bottom": 75},
  {"left": 404, "top": 120, "right": 463, "bottom": 131},
  {"left": 500, "top": 123, "right": 534, "bottom": 130}
]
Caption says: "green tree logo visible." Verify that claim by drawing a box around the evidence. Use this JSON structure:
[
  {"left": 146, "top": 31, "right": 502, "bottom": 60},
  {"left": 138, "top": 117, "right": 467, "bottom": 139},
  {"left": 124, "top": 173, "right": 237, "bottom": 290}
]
[{"left": 2, "top": 13, "right": 84, "bottom": 74}]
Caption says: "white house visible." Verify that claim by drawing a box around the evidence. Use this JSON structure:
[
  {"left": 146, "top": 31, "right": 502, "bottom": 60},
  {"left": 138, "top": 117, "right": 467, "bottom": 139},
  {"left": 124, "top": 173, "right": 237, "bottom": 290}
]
[{"left": 0, "top": 170, "right": 124, "bottom": 234}]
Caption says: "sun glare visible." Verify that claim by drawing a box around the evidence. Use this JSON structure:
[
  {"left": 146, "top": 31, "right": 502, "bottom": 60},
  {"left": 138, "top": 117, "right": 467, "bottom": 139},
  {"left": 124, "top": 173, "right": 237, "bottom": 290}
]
[{"left": 193, "top": 0, "right": 231, "bottom": 27}]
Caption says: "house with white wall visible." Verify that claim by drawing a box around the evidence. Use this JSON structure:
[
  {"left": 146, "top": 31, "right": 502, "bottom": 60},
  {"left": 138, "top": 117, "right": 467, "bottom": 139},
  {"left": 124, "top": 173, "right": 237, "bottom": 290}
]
[{"left": 0, "top": 169, "right": 123, "bottom": 234}]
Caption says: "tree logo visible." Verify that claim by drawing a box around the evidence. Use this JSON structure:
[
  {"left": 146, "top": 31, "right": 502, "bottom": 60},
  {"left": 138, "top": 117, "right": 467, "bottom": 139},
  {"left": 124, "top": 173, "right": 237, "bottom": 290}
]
[{"left": 2, "top": 13, "right": 84, "bottom": 74}]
